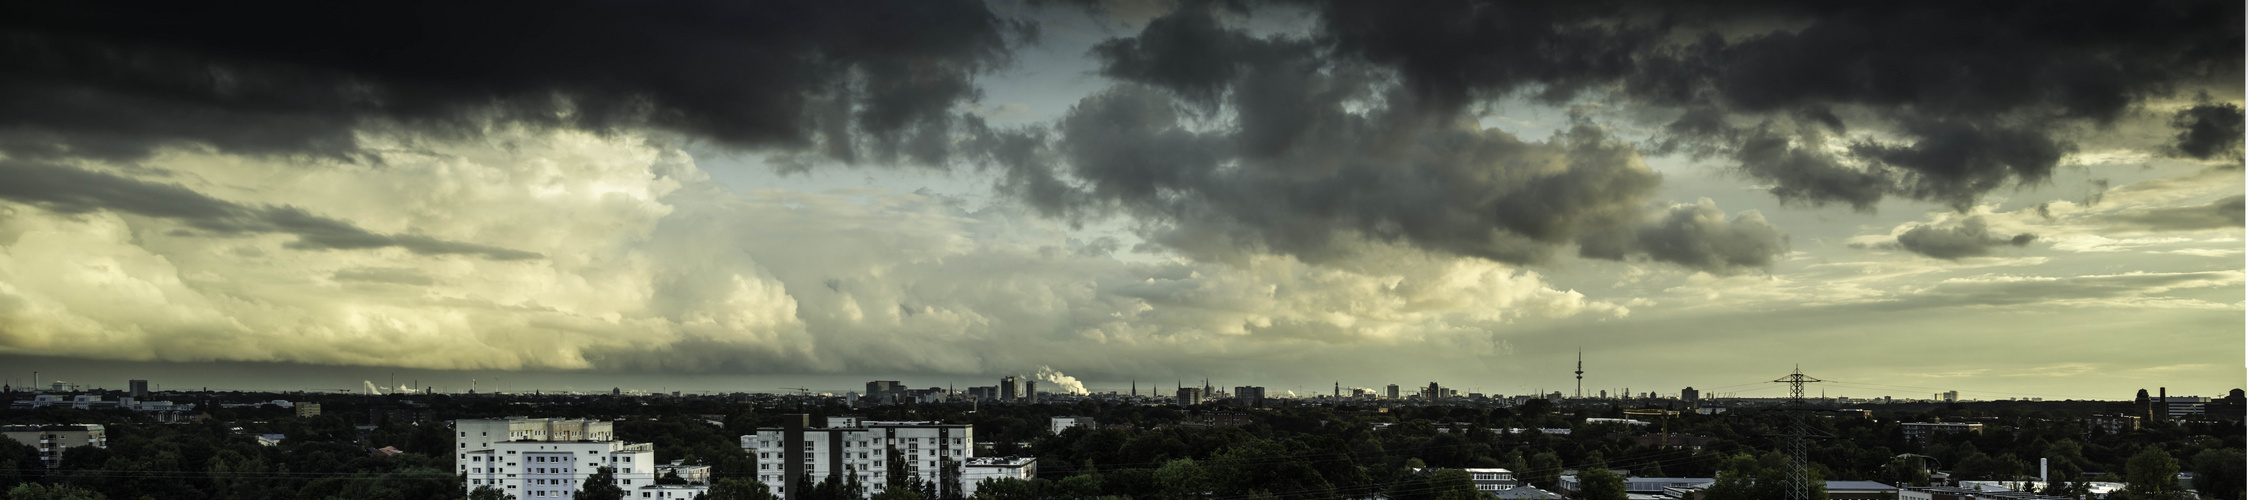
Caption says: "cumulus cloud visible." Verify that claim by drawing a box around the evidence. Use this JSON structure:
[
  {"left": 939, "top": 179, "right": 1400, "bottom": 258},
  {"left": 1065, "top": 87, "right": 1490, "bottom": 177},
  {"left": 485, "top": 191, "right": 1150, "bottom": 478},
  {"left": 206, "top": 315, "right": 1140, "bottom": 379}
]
[
  {"left": 1893, "top": 218, "right": 2038, "bottom": 260},
  {"left": 0, "top": 128, "right": 1621, "bottom": 377},
  {"left": 0, "top": 0, "right": 1027, "bottom": 163},
  {"left": 1579, "top": 199, "right": 1790, "bottom": 274}
]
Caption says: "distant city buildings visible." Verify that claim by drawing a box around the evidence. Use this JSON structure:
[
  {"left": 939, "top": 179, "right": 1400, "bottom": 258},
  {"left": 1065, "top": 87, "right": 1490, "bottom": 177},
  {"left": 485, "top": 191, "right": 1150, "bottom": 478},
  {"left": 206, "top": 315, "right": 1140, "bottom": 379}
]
[{"left": 9, "top": 395, "right": 196, "bottom": 422}]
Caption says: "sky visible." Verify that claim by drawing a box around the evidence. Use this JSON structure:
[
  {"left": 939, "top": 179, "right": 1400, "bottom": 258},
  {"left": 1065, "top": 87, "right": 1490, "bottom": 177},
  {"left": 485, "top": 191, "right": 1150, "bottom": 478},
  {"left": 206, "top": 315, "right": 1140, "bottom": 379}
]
[{"left": 0, "top": 0, "right": 2240, "bottom": 400}]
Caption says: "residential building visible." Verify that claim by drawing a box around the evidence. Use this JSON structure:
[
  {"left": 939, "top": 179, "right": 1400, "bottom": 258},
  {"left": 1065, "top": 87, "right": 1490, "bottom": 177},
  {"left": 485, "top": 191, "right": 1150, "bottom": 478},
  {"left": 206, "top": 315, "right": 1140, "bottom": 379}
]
[
  {"left": 454, "top": 417, "right": 699, "bottom": 499},
  {"left": 658, "top": 460, "right": 711, "bottom": 483},
  {"left": 297, "top": 402, "right": 322, "bottom": 418},
  {"left": 1901, "top": 422, "right": 1983, "bottom": 443},
  {"left": 1387, "top": 384, "right": 1400, "bottom": 400},
  {"left": 1176, "top": 387, "right": 1202, "bottom": 405},
  {"left": 999, "top": 377, "right": 1020, "bottom": 401},
  {"left": 0, "top": 424, "right": 105, "bottom": 468},
  {"left": 2084, "top": 414, "right": 2141, "bottom": 435},
  {"left": 1463, "top": 468, "right": 1518, "bottom": 492},
  {"left": 1049, "top": 416, "right": 1096, "bottom": 435},
  {"left": 962, "top": 456, "right": 1037, "bottom": 492},
  {"left": 743, "top": 415, "right": 1018, "bottom": 500},
  {"left": 1681, "top": 386, "right": 1699, "bottom": 404},
  {"left": 128, "top": 380, "right": 148, "bottom": 398}
]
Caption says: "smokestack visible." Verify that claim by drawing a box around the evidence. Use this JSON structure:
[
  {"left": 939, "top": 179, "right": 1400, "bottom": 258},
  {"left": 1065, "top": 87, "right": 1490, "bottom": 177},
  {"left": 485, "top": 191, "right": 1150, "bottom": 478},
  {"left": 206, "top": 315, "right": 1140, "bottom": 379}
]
[{"left": 2040, "top": 458, "right": 2048, "bottom": 483}]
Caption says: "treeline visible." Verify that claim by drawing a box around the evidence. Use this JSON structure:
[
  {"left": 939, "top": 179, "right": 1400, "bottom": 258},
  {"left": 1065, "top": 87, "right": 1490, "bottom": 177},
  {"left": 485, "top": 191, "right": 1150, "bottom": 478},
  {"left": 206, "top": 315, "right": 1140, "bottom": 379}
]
[{"left": 0, "top": 396, "right": 2239, "bottom": 499}]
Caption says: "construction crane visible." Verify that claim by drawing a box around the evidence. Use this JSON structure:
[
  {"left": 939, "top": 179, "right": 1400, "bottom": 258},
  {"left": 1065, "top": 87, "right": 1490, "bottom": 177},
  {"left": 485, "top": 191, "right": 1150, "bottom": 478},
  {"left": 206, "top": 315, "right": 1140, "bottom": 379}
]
[
  {"left": 1622, "top": 408, "right": 1680, "bottom": 447},
  {"left": 778, "top": 387, "right": 813, "bottom": 396}
]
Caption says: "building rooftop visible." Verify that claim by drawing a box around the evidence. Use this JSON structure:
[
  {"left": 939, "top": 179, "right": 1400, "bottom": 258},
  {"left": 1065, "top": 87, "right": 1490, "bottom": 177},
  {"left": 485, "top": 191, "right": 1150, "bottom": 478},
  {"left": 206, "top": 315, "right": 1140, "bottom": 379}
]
[{"left": 965, "top": 456, "right": 1035, "bottom": 467}]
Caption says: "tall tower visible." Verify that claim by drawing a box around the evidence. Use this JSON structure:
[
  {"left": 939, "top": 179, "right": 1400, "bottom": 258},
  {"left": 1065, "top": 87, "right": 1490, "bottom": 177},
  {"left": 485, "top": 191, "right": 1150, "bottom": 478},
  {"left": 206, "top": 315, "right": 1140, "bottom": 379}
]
[
  {"left": 1574, "top": 349, "right": 1584, "bottom": 399},
  {"left": 1773, "top": 366, "right": 1823, "bottom": 500}
]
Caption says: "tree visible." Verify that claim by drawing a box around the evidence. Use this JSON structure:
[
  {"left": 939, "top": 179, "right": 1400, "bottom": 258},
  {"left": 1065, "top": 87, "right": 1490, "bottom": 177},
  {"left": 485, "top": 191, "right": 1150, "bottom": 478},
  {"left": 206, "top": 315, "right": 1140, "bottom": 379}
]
[
  {"left": 469, "top": 485, "right": 513, "bottom": 500},
  {"left": 1154, "top": 458, "right": 1208, "bottom": 499},
  {"left": 1426, "top": 469, "right": 1481, "bottom": 500},
  {"left": 703, "top": 478, "right": 776, "bottom": 500},
  {"left": 970, "top": 478, "right": 1048, "bottom": 500},
  {"left": 1576, "top": 467, "right": 1628, "bottom": 500},
  {"left": 2191, "top": 448, "right": 2245, "bottom": 500},
  {"left": 1524, "top": 452, "right": 1563, "bottom": 489},
  {"left": 5, "top": 483, "right": 105, "bottom": 500},
  {"left": 886, "top": 447, "right": 913, "bottom": 493},
  {"left": 2125, "top": 447, "right": 2184, "bottom": 500},
  {"left": 579, "top": 466, "right": 628, "bottom": 500}
]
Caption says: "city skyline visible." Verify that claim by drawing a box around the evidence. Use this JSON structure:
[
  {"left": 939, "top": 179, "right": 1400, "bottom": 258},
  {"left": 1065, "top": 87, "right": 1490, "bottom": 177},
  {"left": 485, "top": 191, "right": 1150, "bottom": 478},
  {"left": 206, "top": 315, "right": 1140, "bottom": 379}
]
[{"left": 0, "top": 1, "right": 2239, "bottom": 402}]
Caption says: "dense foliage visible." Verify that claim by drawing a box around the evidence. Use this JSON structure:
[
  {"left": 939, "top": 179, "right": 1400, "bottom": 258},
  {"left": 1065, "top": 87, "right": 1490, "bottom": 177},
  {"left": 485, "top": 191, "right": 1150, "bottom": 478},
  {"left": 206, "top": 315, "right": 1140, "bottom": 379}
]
[{"left": 0, "top": 391, "right": 2235, "bottom": 499}]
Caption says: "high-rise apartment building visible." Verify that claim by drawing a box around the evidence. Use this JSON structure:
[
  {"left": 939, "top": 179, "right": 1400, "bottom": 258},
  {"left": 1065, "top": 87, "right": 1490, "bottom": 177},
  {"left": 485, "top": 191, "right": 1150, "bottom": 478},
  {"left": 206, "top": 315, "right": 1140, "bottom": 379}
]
[
  {"left": 1386, "top": 384, "right": 1400, "bottom": 400},
  {"left": 999, "top": 376, "right": 1020, "bottom": 401},
  {"left": 128, "top": 380, "right": 148, "bottom": 398},
  {"left": 454, "top": 417, "right": 704, "bottom": 499},
  {"left": 742, "top": 416, "right": 1033, "bottom": 500}
]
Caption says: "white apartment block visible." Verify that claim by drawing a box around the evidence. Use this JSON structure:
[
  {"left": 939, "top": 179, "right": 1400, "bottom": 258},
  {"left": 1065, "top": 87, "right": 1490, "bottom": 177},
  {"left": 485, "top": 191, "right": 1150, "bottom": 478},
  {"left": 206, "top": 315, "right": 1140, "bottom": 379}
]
[
  {"left": 454, "top": 417, "right": 706, "bottom": 499},
  {"left": 0, "top": 424, "right": 106, "bottom": 468},
  {"left": 743, "top": 415, "right": 1035, "bottom": 500}
]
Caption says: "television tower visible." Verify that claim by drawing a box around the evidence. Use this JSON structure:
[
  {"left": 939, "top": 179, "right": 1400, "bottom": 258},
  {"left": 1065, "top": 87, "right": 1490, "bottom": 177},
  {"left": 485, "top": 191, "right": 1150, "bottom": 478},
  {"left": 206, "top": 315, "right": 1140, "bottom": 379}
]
[{"left": 1574, "top": 349, "right": 1584, "bottom": 399}]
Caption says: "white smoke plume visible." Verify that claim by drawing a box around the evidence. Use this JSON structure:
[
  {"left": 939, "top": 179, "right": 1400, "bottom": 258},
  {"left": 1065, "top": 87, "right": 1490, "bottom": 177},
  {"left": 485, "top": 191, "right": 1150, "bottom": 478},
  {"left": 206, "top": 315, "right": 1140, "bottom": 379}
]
[
  {"left": 1034, "top": 366, "right": 1089, "bottom": 395},
  {"left": 363, "top": 381, "right": 383, "bottom": 395}
]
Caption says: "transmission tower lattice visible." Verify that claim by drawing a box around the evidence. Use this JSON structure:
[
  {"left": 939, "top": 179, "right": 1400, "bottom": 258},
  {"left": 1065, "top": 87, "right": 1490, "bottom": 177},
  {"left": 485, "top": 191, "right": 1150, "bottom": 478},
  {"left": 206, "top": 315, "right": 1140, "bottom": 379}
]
[{"left": 1772, "top": 366, "right": 1823, "bottom": 500}]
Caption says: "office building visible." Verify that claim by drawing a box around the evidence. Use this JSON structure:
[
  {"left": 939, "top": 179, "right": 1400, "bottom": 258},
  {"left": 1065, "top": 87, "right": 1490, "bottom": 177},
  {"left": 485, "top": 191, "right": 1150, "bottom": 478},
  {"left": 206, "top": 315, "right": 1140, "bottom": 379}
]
[
  {"left": 0, "top": 424, "right": 105, "bottom": 468},
  {"left": 866, "top": 381, "right": 903, "bottom": 403},
  {"left": 128, "top": 380, "right": 148, "bottom": 398},
  {"left": 1024, "top": 380, "right": 1037, "bottom": 403},
  {"left": 999, "top": 376, "right": 1020, "bottom": 401},
  {"left": 1176, "top": 387, "right": 1203, "bottom": 405},
  {"left": 1387, "top": 384, "right": 1400, "bottom": 400},
  {"left": 1234, "top": 386, "right": 1265, "bottom": 406},
  {"left": 455, "top": 417, "right": 701, "bottom": 499},
  {"left": 1681, "top": 387, "right": 1699, "bottom": 404},
  {"left": 744, "top": 416, "right": 1030, "bottom": 500},
  {"left": 297, "top": 403, "right": 322, "bottom": 418}
]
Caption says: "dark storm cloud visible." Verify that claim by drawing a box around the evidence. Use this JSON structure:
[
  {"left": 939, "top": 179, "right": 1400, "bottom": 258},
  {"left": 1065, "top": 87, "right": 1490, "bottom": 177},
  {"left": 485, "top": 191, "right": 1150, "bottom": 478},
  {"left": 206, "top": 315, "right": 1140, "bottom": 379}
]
[
  {"left": 0, "top": 0, "right": 1025, "bottom": 163},
  {"left": 2170, "top": 103, "right": 2246, "bottom": 162},
  {"left": 0, "top": 161, "right": 540, "bottom": 260},
  {"left": 1875, "top": 216, "right": 2037, "bottom": 260},
  {"left": 992, "top": 7, "right": 1787, "bottom": 273},
  {"left": 1629, "top": 0, "right": 2240, "bottom": 210},
  {"left": 1298, "top": 0, "right": 2240, "bottom": 210}
]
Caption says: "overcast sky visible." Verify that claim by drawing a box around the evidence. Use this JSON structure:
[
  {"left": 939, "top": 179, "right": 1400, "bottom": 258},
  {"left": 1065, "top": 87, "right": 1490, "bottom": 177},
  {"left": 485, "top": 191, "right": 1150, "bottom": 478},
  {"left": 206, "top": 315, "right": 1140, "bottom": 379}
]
[{"left": 0, "top": 0, "right": 2239, "bottom": 400}]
